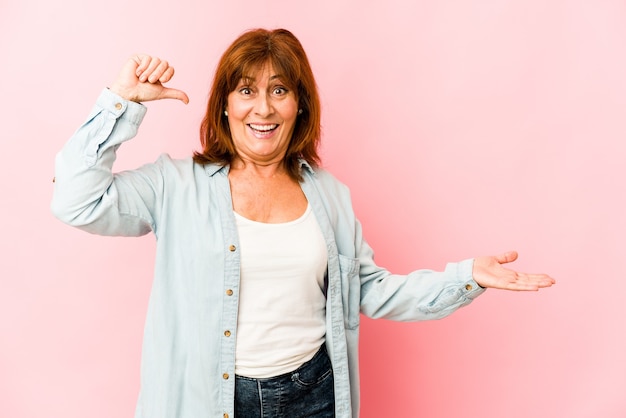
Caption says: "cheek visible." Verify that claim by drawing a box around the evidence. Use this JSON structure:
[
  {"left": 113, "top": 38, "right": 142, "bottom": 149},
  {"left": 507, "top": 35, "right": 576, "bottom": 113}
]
[
  {"left": 280, "top": 102, "right": 299, "bottom": 124},
  {"left": 226, "top": 95, "right": 250, "bottom": 121}
]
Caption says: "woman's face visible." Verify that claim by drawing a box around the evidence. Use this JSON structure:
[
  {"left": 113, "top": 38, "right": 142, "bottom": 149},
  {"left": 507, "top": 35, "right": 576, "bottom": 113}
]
[{"left": 226, "top": 62, "right": 299, "bottom": 166}]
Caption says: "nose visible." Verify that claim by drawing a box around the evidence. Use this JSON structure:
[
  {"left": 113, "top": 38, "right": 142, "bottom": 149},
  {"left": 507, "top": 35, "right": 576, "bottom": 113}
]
[{"left": 254, "top": 93, "right": 273, "bottom": 118}]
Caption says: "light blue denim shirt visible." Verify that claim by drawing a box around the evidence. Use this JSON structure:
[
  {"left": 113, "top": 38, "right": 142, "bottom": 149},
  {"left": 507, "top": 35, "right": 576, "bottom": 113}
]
[{"left": 51, "top": 89, "right": 486, "bottom": 418}]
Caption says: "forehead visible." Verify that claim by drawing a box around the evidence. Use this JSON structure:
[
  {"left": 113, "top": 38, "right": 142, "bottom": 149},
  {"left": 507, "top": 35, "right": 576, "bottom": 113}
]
[{"left": 241, "top": 61, "right": 280, "bottom": 83}]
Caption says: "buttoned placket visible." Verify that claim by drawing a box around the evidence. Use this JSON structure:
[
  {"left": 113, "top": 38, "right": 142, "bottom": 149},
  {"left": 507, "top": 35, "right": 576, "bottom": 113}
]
[
  {"left": 216, "top": 166, "right": 240, "bottom": 418},
  {"left": 300, "top": 167, "right": 352, "bottom": 416}
]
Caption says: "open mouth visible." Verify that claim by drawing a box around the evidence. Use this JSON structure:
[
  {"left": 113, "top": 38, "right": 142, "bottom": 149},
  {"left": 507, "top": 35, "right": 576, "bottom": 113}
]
[{"left": 248, "top": 123, "right": 279, "bottom": 134}]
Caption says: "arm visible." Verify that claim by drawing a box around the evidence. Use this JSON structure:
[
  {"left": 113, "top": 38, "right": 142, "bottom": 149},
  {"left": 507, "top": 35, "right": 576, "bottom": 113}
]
[
  {"left": 357, "top": 234, "right": 554, "bottom": 321},
  {"left": 50, "top": 55, "right": 189, "bottom": 235},
  {"left": 355, "top": 222, "right": 485, "bottom": 321},
  {"left": 356, "top": 228, "right": 554, "bottom": 321}
]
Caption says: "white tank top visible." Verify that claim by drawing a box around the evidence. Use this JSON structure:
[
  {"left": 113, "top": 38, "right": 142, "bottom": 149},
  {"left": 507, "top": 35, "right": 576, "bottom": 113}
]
[{"left": 234, "top": 204, "right": 328, "bottom": 378}]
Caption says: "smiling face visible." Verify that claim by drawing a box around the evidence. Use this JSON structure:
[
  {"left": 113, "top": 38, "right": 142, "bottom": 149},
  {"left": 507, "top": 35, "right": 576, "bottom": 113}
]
[{"left": 226, "top": 61, "right": 299, "bottom": 167}]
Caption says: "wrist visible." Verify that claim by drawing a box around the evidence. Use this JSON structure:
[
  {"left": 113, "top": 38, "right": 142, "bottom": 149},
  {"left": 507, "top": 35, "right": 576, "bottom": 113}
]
[{"left": 108, "top": 84, "right": 140, "bottom": 103}]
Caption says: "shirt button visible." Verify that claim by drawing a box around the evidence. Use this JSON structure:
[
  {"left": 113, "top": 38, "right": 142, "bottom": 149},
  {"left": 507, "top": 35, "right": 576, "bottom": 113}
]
[
  {"left": 229, "top": 244, "right": 236, "bottom": 252},
  {"left": 465, "top": 284, "right": 473, "bottom": 291},
  {"left": 115, "top": 103, "right": 123, "bottom": 110},
  {"left": 223, "top": 373, "right": 229, "bottom": 380},
  {"left": 224, "top": 330, "right": 231, "bottom": 337},
  {"left": 226, "top": 289, "right": 233, "bottom": 296}
]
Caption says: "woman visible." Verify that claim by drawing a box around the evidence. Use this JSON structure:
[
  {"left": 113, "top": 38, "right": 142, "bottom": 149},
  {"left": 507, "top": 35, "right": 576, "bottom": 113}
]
[{"left": 51, "top": 28, "right": 554, "bottom": 418}]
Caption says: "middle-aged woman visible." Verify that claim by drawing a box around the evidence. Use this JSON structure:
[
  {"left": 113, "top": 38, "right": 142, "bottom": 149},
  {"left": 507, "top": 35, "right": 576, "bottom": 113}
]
[{"left": 51, "top": 28, "right": 555, "bottom": 418}]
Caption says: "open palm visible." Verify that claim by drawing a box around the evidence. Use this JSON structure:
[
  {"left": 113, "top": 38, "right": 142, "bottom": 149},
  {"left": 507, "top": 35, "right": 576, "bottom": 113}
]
[{"left": 472, "top": 251, "right": 555, "bottom": 291}]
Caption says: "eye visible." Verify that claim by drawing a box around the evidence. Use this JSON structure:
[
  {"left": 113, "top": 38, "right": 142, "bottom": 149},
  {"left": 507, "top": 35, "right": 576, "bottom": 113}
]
[
  {"left": 239, "top": 87, "right": 253, "bottom": 95},
  {"left": 272, "top": 86, "right": 288, "bottom": 96}
]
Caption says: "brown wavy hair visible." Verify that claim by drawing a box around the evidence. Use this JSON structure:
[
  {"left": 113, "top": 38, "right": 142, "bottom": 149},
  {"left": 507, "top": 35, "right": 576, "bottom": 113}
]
[{"left": 194, "top": 28, "right": 322, "bottom": 181}]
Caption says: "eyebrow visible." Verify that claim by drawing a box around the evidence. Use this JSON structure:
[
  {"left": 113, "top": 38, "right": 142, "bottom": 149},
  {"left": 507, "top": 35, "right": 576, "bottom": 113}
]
[{"left": 240, "top": 74, "right": 284, "bottom": 83}]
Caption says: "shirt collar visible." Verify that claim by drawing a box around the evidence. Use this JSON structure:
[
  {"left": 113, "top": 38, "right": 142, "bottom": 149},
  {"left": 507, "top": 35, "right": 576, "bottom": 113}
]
[
  {"left": 204, "top": 159, "right": 317, "bottom": 177},
  {"left": 299, "top": 159, "right": 317, "bottom": 177},
  {"left": 204, "top": 163, "right": 228, "bottom": 177}
]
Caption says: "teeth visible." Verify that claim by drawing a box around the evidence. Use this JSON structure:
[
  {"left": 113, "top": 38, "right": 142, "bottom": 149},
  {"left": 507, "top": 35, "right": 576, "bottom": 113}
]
[{"left": 249, "top": 124, "right": 278, "bottom": 132}]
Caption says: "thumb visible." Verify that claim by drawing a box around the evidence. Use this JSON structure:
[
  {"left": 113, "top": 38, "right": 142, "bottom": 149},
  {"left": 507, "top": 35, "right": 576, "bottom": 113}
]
[
  {"left": 160, "top": 87, "right": 190, "bottom": 104},
  {"left": 494, "top": 250, "right": 518, "bottom": 265}
]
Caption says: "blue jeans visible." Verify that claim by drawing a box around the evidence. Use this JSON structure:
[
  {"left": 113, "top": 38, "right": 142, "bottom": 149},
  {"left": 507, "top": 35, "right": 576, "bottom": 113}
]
[{"left": 234, "top": 345, "right": 335, "bottom": 417}]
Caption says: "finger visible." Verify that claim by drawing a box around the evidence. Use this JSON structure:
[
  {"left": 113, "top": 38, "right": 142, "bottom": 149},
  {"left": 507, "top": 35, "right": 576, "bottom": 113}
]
[
  {"left": 518, "top": 273, "right": 556, "bottom": 287},
  {"left": 139, "top": 57, "right": 162, "bottom": 82},
  {"left": 160, "top": 87, "right": 190, "bottom": 104},
  {"left": 131, "top": 54, "right": 144, "bottom": 67},
  {"left": 516, "top": 272, "right": 554, "bottom": 281},
  {"left": 159, "top": 66, "right": 175, "bottom": 84},
  {"left": 147, "top": 60, "right": 170, "bottom": 83},
  {"left": 507, "top": 282, "right": 540, "bottom": 291},
  {"left": 135, "top": 55, "right": 152, "bottom": 79},
  {"left": 494, "top": 251, "right": 518, "bottom": 265},
  {"left": 523, "top": 273, "right": 555, "bottom": 281},
  {"left": 510, "top": 272, "right": 556, "bottom": 290}
]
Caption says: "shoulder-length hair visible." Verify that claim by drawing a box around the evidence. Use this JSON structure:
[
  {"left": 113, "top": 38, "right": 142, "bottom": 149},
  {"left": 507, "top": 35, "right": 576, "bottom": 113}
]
[{"left": 194, "top": 28, "right": 322, "bottom": 181}]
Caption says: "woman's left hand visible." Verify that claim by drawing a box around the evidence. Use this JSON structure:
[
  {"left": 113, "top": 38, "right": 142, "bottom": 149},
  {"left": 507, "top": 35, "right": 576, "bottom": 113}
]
[{"left": 472, "top": 251, "right": 555, "bottom": 291}]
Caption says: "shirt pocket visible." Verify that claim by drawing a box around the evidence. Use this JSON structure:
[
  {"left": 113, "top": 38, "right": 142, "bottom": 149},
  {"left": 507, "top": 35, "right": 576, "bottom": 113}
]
[{"left": 338, "top": 254, "right": 361, "bottom": 330}]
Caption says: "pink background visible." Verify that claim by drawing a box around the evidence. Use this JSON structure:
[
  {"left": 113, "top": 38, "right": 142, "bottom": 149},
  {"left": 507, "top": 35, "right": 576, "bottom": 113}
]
[{"left": 2, "top": 0, "right": 625, "bottom": 417}]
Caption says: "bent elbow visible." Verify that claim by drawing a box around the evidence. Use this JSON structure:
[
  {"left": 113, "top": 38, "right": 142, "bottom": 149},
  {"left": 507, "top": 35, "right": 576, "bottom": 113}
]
[
  {"left": 50, "top": 188, "right": 102, "bottom": 228},
  {"left": 50, "top": 195, "right": 84, "bottom": 226}
]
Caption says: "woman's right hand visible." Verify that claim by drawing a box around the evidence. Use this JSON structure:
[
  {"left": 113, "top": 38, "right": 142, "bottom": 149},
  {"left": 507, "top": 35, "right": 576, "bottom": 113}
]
[{"left": 109, "top": 54, "right": 189, "bottom": 104}]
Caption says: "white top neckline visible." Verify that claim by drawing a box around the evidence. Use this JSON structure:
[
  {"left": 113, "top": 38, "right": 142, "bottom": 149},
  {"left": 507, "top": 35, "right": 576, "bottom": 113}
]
[{"left": 233, "top": 203, "right": 311, "bottom": 226}]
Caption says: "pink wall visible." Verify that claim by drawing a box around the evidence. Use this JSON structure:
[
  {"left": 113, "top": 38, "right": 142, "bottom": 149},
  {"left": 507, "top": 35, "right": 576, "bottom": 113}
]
[{"left": 2, "top": 0, "right": 625, "bottom": 416}]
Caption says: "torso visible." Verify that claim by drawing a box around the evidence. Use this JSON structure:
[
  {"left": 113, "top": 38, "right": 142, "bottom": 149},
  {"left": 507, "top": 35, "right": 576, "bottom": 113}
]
[{"left": 228, "top": 161, "right": 325, "bottom": 378}]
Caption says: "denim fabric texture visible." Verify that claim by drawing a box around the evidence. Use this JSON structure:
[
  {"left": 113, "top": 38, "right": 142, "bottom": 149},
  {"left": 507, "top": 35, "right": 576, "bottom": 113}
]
[
  {"left": 51, "top": 89, "right": 486, "bottom": 418},
  {"left": 235, "top": 345, "right": 335, "bottom": 418}
]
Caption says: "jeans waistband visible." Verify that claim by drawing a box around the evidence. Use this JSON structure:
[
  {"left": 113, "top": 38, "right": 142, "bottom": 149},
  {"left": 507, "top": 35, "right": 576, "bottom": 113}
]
[{"left": 235, "top": 344, "right": 329, "bottom": 383}]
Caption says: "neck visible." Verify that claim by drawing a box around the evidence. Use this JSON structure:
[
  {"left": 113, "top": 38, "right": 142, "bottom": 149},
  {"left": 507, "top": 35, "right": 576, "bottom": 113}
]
[{"left": 230, "top": 157, "right": 287, "bottom": 179}]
